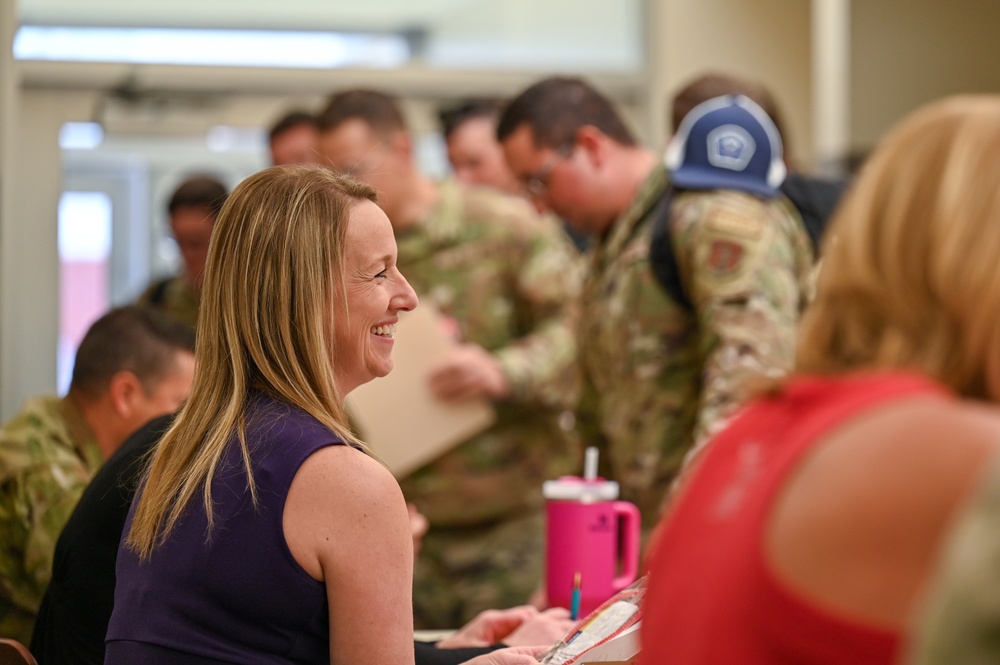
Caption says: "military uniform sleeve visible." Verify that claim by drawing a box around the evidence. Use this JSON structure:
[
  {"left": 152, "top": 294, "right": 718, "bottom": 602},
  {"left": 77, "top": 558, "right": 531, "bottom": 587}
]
[
  {"left": 0, "top": 433, "right": 92, "bottom": 618},
  {"left": 492, "top": 215, "right": 583, "bottom": 410},
  {"left": 675, "top": 192, "right": 811, "bottom": 456},
  {"left": 909, "top": 455, "right": 1000, "bottom": 665},
  {"left": 15, "top": 466, "right": 88, "bottom": 607}
]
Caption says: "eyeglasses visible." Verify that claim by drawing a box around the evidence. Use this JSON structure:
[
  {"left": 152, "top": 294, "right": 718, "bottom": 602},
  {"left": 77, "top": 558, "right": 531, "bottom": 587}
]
[{"left": 525, "top": 144, "right": 573, "bottom": 198}]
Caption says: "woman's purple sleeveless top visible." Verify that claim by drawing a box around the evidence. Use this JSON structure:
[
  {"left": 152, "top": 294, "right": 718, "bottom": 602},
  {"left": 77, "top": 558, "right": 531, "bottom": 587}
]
[{"left": 106, "top": 392, "right": 347, "bottom": 664}]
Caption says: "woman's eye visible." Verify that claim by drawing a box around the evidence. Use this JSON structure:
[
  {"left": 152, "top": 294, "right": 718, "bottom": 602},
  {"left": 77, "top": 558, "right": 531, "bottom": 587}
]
[{"left": 375, "top": 270, "right": 388, "bottom": 281}]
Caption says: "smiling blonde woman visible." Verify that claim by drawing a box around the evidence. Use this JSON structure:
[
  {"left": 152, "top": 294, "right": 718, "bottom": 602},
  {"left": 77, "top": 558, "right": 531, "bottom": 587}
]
[{"left": 106, "top": 165, "right": 422, "bottom": 664}]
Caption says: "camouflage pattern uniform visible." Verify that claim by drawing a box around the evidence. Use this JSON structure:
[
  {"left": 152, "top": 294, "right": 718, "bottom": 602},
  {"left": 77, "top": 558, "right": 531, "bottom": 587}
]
[
  {"left": 911, "top": 456, "right": 1000, "bottom": 665},
  {"left": 577, "top": 164, "right": 813, "bottom": 532},
  {"left": 135, "top": 275, "right": 200, "bottom": 331},
  {"left": 396, "top": 180, "right": 582, "bottom": 628},
  {"left": 0, "top": 396, "right": 101, "bottom": 644}
]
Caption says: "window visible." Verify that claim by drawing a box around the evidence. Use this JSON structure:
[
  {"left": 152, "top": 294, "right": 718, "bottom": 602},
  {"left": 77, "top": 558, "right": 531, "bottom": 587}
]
[{"left": 58, "top": 191, "right": 112, "bottom": 393}]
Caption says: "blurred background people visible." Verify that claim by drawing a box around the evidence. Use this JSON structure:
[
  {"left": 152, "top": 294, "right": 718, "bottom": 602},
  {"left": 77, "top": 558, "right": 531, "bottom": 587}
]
[
  {"left": 135, "top": 175, "right": 228, "bottom": 331},
  {"left": 0, "top": 305, "right": 195, "bottom": 645},
  {"left": 439, "top": 98, "right": 588, "bottom": 252},
  {"left": 669, "top": 71, "right": 849, "bottom": 254},
  {"left": 656, "top": 92, "right": 814, "bottom": 459},
  {"left": 268, "top": 109, "right": 321, "bottom": 166},
  {"left": 498, "top": 78, "right": 812, "bottom": 538},
  {"left": 439, "top": 99, "right": 522, "bottom": 195},
  {"left": 640, "top": 94, "right": 1000, "bottom": 665},
  {"left": 317, "top": 88, "right": 581, "bottom": 628}
]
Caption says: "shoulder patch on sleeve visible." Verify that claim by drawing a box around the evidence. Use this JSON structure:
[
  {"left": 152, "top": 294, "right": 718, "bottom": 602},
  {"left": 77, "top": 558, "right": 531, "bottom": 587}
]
[{"left": 706, "top": 239, "right": 745, "bottom": 276}]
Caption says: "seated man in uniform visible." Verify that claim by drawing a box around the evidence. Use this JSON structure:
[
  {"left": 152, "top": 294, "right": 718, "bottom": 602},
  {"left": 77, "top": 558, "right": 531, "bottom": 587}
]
[{"left": 0, "top": 305, "right": 195, "bottom": 644}]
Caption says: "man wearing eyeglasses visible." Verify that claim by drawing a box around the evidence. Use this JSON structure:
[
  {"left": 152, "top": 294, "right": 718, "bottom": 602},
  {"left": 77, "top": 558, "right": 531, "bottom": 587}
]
[
  {"left": 315, "top": 88, "right": 582, "bottom": 631},
  {"left": 498, "top": 77, "right": 813, "bottom": 539}
]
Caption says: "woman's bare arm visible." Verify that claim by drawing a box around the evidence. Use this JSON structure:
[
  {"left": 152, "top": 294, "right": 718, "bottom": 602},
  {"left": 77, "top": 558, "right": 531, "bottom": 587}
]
[{"left": 285, "top": 445, "right": 416, "bottom": 665}]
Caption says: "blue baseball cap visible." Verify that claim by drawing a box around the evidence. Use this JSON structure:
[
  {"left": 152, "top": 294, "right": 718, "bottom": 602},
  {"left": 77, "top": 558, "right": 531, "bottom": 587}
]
[{"left": 665, "top": 94, "right": 787, "bottom": 199}]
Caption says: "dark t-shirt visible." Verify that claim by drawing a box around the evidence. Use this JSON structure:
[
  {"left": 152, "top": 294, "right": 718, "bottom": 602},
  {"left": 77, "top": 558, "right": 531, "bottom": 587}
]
[
  {"left": 31, "top": 414, "right": 174, "bottom": 665},
  {"left": 106, "top": 394, "right": 345, "bottom": 663}
]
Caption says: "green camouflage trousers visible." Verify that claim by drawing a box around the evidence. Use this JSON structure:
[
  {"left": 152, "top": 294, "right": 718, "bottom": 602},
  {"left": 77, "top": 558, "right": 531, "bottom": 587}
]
[{"left": 412, "top": 510, "right": 544, "bottom": 630}]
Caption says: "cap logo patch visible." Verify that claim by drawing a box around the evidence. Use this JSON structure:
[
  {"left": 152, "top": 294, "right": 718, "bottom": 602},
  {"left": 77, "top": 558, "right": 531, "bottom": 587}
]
[{"left": 707, "top": 124, "right": 756, "bottom": 172}]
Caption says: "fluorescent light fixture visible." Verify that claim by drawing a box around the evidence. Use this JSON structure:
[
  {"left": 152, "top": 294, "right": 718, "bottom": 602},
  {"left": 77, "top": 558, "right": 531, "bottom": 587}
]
[
  {"left": 59, "top": 122, "right": 104, "bottom": 150},
  {"left": 14, "top": 26, "right": 410, "bottom": 69}
]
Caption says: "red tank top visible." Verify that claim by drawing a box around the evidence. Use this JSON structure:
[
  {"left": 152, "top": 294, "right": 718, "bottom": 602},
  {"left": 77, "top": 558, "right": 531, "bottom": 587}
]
[{"left": 639, "top": 372, "right": 948, "bottom": 665}]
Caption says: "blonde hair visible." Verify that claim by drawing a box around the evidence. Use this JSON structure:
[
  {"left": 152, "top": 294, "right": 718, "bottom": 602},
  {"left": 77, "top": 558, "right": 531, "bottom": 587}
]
[
  {"left": 127, "top": 165, "right": 376, "bottom": 558},
  {"left": 797, "top": 95, "right": 1000, "bottom": 399}
]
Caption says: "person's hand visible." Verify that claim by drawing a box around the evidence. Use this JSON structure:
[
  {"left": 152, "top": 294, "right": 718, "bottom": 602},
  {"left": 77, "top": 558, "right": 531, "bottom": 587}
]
[
  {"left": 408, "top": 503, "right": 428, "bottom": 559},
  {"left": 527, "top": 583, "right": 548, "bottom": 610},
  {"left": 461, "top": 646, "right": 545, "bottom": 665},
  {"left": 437, "top": 606, "right": 539, "bottom": 648},
  {"left": 501, "top": 607, "right": 573, "bottom": 647},
  {"left": 427, "top": 344, "right": 510, "bottom": 401}
]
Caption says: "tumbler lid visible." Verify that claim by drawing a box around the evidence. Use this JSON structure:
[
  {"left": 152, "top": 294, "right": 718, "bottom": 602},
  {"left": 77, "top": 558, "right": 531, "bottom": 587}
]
[{"left": 543, "top": 476, "right": 620, "bottom": 502}]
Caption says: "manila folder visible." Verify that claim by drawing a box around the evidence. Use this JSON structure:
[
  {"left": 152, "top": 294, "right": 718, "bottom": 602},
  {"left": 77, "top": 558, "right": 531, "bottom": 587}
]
[{"left": 346, "top": 306, "right": 496, "bottom": 478}]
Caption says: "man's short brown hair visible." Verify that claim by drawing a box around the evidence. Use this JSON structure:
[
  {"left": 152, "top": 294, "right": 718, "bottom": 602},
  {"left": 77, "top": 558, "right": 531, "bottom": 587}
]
[
  {"left": 497, "top": 76, "right": 636, "bottom": 149},
  {"left": 167, "top": 176, "right": 228, "bottom": 217},
  {"left": 316, "top": 88, "right": 407, "bottom": 137},
  {"left": 70, "top": 306, "right": 195, "bottom": 398}
]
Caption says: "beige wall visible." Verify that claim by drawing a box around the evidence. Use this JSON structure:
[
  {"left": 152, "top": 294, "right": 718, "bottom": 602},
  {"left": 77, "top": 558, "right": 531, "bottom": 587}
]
[
  {"left": 851, "top": 0, "right": 1000, "bottom": 155},
  {"left": 1, "top": 0, "right": 21, "bottom": 418},
  {"left": 648, "top": 0, "right": 813, "bottom": 165},
  {"left": 2, "top": 89, "right": 100, "bottom": 418}
]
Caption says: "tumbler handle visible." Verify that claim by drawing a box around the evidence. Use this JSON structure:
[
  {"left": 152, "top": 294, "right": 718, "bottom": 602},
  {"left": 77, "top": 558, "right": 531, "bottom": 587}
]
[{"left": 611, "top": 500, "right": 641, "bottom": 592}]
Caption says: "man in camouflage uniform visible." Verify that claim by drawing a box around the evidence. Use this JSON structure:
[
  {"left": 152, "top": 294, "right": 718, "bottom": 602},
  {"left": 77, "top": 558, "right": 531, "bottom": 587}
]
[
  {"left": 0, "top": 306, "right": 195, "bottom": 644},
  {"left": 135, "top": 175, "right": 228, "bottom": 331},
  {"left": 317, "top": 89, "right": 582, "bottom": 628},
  {"left": 499, "top": 78, "right": 813, "bottom": 534}
]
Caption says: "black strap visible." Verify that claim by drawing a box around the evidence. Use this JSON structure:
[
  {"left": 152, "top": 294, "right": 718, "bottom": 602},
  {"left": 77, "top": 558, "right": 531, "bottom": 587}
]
[
  {"left": 648, "top": 187, "right": 693, "bottom": 312},
  {"left": 778, "top": 173, "right": 849, "bottom": 253}
]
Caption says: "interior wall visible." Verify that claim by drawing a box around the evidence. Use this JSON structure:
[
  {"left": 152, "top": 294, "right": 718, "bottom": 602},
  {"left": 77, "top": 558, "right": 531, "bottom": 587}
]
[
  {"left": 2, "top": 89, "right": 99, "bottom": 419},
  {"left": 0, "top": 0, "right": 19, "bottom": 420},
  {"left": 650, "top": 0, "right": 812, "bottom": 166},
  {"left": 851, "top": 0, "right": 1000, "bottom": 156}
]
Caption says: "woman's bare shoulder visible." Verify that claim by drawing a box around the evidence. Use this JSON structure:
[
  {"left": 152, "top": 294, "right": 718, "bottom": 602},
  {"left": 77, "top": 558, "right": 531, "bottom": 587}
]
[
  {"left": 284, "top": 445, "right": 408, "bottom": 580},
  {"left": 293, "top": 444, "right": 401, "bottom": 499},
  {"left": 766, "top": 395, "right": 1000, "bottom": 627},
  {"left": 801, "top": 395, "right": 1000, "bottom": 496}
]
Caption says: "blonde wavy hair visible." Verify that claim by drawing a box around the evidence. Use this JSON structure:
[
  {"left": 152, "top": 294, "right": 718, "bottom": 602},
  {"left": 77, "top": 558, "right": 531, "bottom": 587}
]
[
  {"left": 797, "top": 95, "right": 1000, "bottom": 400},
  {"left": 128, "top": 165, "right": 376, "bottom": 558}
]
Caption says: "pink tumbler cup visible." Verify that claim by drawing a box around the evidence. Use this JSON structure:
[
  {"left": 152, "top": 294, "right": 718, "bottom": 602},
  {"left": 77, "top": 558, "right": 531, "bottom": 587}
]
[{"left": 543, "top": 474, "right": 641, "bottom": 617}]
